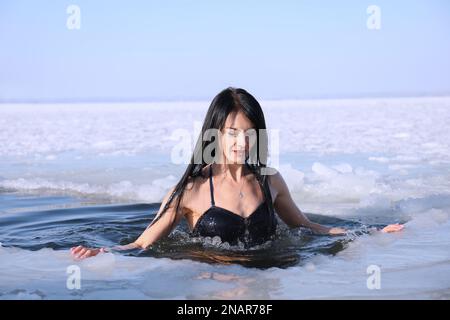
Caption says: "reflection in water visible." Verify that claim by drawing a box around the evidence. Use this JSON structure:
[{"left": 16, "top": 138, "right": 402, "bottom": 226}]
[
  {"left": 191, "top": 271, "right": 283, "bottom": 299},
  {"left": 195, "top": 271, "right": 260, "bottom": 299}
]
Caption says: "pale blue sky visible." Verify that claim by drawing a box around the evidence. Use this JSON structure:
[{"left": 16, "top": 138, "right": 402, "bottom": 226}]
[{"left": 1, "top": 0, "right": 449, "bottom": 102}]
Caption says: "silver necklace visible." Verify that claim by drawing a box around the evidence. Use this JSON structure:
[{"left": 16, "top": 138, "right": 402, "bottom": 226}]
[
  {"left": 218, "top": 166, "right": 246, "bottom": 199},
  {"left": 238, "top": 176, "right": 245, "bottom": 199}
]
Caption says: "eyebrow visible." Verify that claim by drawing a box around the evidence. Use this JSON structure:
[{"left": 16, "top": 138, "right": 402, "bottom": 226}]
[{"left": 225, "top": 126, "right": 255, "bottom": 130}]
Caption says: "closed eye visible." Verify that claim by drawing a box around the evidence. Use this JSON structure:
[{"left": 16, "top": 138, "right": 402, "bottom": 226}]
[{"left": 224, "top": 128, "right": 256, "bottom": 137}]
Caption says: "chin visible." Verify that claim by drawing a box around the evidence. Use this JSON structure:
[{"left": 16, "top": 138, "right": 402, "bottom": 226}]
[{"left": 233, "top": 158, "right": 247, "bottom": 164}]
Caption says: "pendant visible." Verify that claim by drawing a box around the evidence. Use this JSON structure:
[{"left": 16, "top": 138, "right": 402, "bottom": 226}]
[{"left": 239, "top": 192, "right": 244, "bottom": 198}]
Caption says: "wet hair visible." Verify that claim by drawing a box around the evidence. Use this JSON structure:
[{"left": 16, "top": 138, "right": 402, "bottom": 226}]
[{"left": 148, "top": 87, "right": 274, "bottom": 231}]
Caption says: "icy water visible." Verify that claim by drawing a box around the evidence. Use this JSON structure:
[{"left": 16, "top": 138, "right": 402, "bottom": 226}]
[
  {"left": 0, "top": 98, "right": 449, "bottom": 299},
  {"left": 0, "top": 190, "right": 363, "bottom": 269}
]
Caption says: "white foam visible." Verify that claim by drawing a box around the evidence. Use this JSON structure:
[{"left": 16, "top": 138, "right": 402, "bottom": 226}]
[
  {"left": 303, "top": 163, "right": 381, "bottom": 205},
  {"left": 278, "top": 163, "right": 305, "bottom": 192},
  {"left": 0, "top": 176, "right": 178, "bottom": 203},
  {"left": 1, "top": 208, "right": 448, "bottom": 299}
]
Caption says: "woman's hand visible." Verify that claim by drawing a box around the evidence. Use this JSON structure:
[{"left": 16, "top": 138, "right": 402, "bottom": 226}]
[
  {"left": 326, "top": 223, "right": 404, "bottom": 236},
  {"left": 381, "top": 223, "right": 404, "bottom": 233},
  {"left": 327, "top": 227, "right": 347, "bottom": 235},
  {"left": 309, "top": 223, "right": 346, "bottom": 236},
  {"left": 71, "top": 245, "right": 106, "bottom": 260}
]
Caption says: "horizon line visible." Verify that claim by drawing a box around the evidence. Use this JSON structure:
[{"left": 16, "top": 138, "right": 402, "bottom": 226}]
[{"left": 1, "top": 91, "right": 450, "bottom": 105}]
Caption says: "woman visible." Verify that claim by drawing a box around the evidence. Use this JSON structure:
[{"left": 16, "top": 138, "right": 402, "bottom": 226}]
[{"left": 71, "top": 87, "right": 403, "bottom": 260}]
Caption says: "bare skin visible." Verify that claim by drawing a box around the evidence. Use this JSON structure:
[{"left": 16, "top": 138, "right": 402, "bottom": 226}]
[{"left": 71, "top": 110, "right": 403, "bottom": 260}]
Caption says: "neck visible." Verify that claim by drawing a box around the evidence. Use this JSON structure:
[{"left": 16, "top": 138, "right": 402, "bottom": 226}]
[{"left": 216, "top": 162, "right": 246, "bottom": 182}]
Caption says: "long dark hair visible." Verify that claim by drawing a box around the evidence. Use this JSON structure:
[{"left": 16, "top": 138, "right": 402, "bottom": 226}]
[{"left": 148, "top": 87, "right": 274, "bottom": 230}]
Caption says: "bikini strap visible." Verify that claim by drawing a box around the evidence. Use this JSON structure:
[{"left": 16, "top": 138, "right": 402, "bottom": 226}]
[{"left": 209, "top": 165, "right": 215, "bottom": 206}]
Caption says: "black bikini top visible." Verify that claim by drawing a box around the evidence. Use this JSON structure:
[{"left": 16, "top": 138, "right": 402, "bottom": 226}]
[{"left": 191, "top": 165, "right": 277, "bottom": 248}]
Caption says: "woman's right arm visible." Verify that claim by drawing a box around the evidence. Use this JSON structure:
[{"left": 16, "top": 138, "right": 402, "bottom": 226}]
[{"left": 71, "top": 186, "right": 185, "bottom": 260}]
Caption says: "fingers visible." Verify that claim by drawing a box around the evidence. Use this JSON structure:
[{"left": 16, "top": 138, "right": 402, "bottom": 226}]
[
  {"left": 381, "top": 223, "right": 404, "bottom": 233},
  {"left": 74, "top": 247, "right": 88, "bottom": 259},
  {"left": 79, "top": 249, "right": 93, "bottom": 260},
  {"left": 392, "top": 224, "right": 404, "bottom": 232},
  {"left": 71, "top": 245, "right": 83, "bottom": 255},
  {"left": 329, "top": 227, "right": 346, "bottom": 235},
  {"left": 70, "top": 246, "right": 90, "bottom": 260},
  {"left": 70, "top": 245, "right": 101, "bottom": 260}
]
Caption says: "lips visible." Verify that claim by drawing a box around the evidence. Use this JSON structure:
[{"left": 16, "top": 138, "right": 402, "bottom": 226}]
[{"left": 232, "top": 150, "right": 245, "bottom": 158}]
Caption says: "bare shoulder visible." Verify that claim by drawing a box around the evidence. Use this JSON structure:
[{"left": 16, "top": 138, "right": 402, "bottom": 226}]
[
  {"left": 181, "top": 167, "right": 209, "bottom": 204},
  {"left": 186, "top": 167, "right": 209, "bottom": 190},
  {"left": 266, "top": 167, "right": 286, "bottom": 190},
  {"left": 265, "top": 167, "right": 288, "bottom": 202}
]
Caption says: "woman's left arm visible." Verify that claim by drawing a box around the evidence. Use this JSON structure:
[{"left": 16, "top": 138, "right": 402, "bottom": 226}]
[{"left": 269, "top": 171, "right": 403, "bottom": 235}]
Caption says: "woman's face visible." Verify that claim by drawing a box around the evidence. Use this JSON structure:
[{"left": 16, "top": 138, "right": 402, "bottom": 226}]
[{"left": 220, "top": 111, "right": 257, "bottom": 164}]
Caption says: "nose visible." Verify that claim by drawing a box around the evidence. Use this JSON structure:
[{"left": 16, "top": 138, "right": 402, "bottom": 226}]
[{"left": 236, "top": 131, "right": 246, "bottom": 149}]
